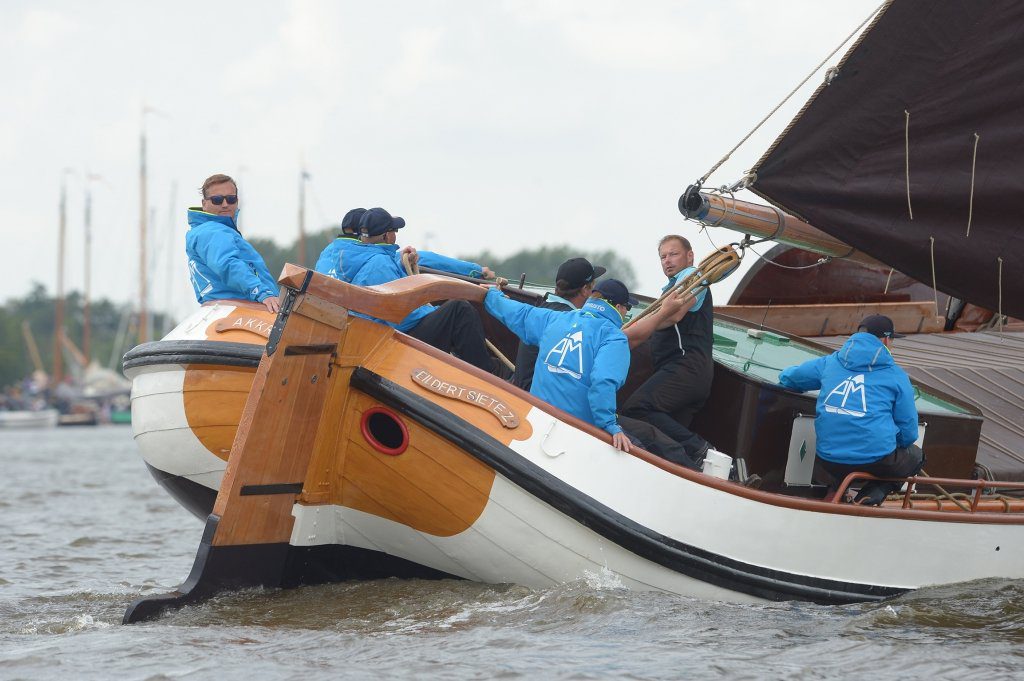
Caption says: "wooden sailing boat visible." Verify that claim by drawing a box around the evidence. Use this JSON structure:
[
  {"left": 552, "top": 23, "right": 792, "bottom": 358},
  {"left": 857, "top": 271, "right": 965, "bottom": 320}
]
[{"left": 122, "top": 0, "right": 1024, "bottom": 623}]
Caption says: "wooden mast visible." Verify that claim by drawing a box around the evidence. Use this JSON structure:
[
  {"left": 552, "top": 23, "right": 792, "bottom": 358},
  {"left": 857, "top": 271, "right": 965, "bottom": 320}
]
[
  {"left": 54, "top": 173, "right": 67, "bottom": 385},
  {"left": 297, "top": 165, "right": 308, "bottom": 265},
  {"left": 21, "top": 321, "right": 45, "bottom": 375},
  {"left": 138, "top": 110, "right": 149, "bottom": 344},
  {"left": 679, "top": 188, "right": 886, "bottom": 268},
  {"left": 163, "top": 181, "right": 177, "bottom": 337},
  {"left": 83, "top": 175, "right": 95, "bottom": 362}
]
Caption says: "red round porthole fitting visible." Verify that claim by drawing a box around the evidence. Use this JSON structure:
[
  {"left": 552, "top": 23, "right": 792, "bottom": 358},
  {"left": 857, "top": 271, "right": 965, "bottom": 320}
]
[{"left": 360, "top": 406, "right": 410, "bottom": 456}]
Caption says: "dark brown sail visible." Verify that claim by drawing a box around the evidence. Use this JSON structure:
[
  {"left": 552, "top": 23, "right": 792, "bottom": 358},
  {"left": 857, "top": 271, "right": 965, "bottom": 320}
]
[{"left": 749, "top": 0, "right": 1024, "bottom": 320}]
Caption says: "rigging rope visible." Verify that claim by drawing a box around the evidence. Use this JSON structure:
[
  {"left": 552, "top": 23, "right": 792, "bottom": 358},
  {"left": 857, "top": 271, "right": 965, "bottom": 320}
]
[
  {"left": 905, "top": 110, "right": 914, "bottom": 220},
  {"left": 967, "top": 132, "right": 980, "bottom": 237},
  {"left": 698, "top": 2, "right": 885, "bottom": 185},
  {"left": 698, "top": 222, "right": 832, "bottom": 271},
  {"left": 998, "top": 256, "right": 1004, "bottom": 334},
  {"left": 929, "top": 236, "right": 938, "bottom": 317}
]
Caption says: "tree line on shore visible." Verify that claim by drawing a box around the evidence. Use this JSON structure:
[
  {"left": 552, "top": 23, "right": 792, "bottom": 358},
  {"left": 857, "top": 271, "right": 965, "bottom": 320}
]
[
  {"left": 255, "top": 227, "right": 637, "bottom": 289},
  {"left": 1, "top": 226, "right": 634, "bottom": 389}
]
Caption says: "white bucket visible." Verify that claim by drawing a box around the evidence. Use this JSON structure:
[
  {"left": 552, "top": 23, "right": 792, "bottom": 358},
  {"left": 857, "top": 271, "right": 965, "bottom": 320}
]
[{"left": 702, "top": 449, "right": 733, "bottom": 480}]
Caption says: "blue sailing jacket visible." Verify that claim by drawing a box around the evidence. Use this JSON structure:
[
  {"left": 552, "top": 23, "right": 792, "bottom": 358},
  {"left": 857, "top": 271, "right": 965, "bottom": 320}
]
[
  {"left": 185, "top": 209, "right": 278, "bottom": 304},
  {"left": 417, "top": 251, "right": 485, "bottom": 278},
  {"left": 315, "top": 238, "right": 485, "bottom": 283},
  {"left": 343, "top": 242, "right": 435, "bottom": 331},
  {"left": 485, "top": 289, "right": 630, "bottom": 436},
  {"left": 778, "top": 332, "right": 919, "bottom": 464},
  {"left": 313, "top": 236, "right": 362, "bottom": 281}
]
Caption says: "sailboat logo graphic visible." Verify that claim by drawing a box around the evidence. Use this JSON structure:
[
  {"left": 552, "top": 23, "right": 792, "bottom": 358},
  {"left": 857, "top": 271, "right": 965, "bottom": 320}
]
[
  {"left": 188, "top": 260, "right": 213, "bottom": 298},
  {"left": 545, "top": 330, "right": 584, "bottom": 379},
  {"left": 823, "top": 374, "right": 868, "bottom": 417}
]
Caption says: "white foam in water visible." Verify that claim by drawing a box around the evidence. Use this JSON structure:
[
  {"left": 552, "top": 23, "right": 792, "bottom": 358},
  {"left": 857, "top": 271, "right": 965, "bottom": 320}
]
[{"left": 583, "top": 566, "right": 627, "bottom": 590}]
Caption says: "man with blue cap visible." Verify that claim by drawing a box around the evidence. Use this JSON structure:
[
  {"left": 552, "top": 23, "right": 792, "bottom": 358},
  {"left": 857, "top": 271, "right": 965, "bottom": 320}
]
[
  {"left": 342, "top": 207, "right": 495, "bottom": 373},
  {"left": 313, "top": 207, "right": 367, "bottom": 280},
  {"left": 315, "top": 207, "right": 494, "bottom": 283},
  {"left": 185, "top": 173, "right": 280, "bottom": 312}
]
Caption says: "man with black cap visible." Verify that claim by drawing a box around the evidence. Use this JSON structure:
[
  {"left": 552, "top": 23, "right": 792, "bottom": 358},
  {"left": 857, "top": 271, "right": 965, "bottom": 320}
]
[
  {"left": 341, "top": 207, "right": 495, "bottom": 373},
  {"left": 485, "top": 277, "right": 701, "bottom": 468},
  {"left": 778, "top": 314, "right": 922, "bottom": 505},
  {"left": 511, "top": 257, "right": 606, "bottom": 390},
  {"left": 314, "top": 207, "right": 366, "bottom": 280},
  {"left": 485, "top": 278, "right": 636, "bottom": 450},
  {"left": 590, "top": 279, "right": 704, "bottom": 470}
]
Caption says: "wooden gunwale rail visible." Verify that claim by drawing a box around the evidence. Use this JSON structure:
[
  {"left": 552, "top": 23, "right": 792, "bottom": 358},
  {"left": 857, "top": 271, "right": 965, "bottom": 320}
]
[{"left": 833, "top": 472, "right": 1024, "bottom": 513}]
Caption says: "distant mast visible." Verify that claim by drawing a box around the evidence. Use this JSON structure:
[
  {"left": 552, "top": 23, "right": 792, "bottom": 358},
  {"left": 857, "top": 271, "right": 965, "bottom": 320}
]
[
  {"left": 83, "top": 175, "right": 96, "bottom": 363},
  {"left": 163, "top": 181, "right": 177, "bottom": 337},
  {"left": 138, "top": 109, "right": 149, "bottom": 344},
  {"left": 297, "top": 165, "right": 309, "bottom": 265},
  {"left": 54, "top": 172, "right": 68, "bottom": 385}
]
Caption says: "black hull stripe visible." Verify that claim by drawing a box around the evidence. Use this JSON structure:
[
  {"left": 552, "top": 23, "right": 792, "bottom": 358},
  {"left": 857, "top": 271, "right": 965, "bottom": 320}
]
[
  {"left": 124, "top": 340, "right": 263, "bottom": 371},
  {"left": 351, "top": 367, "right": 906, "bottom": 604}
]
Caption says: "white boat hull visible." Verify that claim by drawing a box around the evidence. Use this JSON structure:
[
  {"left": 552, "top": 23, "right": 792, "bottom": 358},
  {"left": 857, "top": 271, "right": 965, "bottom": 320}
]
[{"left": 0, "top": 409, "right": 58, "bottom": 429}]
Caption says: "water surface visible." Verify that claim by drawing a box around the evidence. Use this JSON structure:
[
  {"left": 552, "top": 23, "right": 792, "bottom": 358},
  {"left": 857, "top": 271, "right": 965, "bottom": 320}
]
[{"left": 1, "top": 426, "right": 1021, "bottom": 679}]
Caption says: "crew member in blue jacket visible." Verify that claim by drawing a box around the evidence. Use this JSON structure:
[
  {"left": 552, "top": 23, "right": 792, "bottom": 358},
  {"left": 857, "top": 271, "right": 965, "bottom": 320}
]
[
  {"left": 313, "top": 207, "right": 366, "bottom": 280},
  {"left": 485, "top": 279, "right": 634, "bottom": 450},
  {"left": 486, "top": 278, "right": 700, "bottom": 470},
  {"left": 315, "top": 207, "right": 493, "bottom": 283},
  {"left": 344, "top": 207, "right": 495, "bottom": 373},
  {"left": 185, "top": 174, "right": 280, "bottom": 313},
  {"left": 778, "top": 314, "right": 923, "bottom": 505}
]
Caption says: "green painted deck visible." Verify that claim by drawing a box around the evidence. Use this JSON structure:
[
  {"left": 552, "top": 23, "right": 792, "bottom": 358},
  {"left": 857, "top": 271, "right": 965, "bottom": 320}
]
[{"left": 711, "top": 317, "right": 968, "bottom": 416}]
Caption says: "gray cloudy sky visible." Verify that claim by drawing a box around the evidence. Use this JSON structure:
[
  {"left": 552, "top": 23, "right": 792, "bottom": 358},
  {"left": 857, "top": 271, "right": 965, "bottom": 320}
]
[{"left": 1, "top": 0, "right": 879, "bottom": 322}]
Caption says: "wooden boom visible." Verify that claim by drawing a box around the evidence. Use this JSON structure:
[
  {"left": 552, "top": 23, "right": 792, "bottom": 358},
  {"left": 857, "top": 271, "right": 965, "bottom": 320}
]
[{"left": 678, "top": 186, "right": 885, "bottom": 268}]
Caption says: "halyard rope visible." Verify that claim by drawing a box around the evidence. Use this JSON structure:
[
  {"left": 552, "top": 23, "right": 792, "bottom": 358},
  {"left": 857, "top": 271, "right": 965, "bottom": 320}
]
[
  {"left": 905, "top": 110, "right": 914, "bottom": 220},
  {"left": 698, "top": 3, "right": 885, "bottom": 185}
]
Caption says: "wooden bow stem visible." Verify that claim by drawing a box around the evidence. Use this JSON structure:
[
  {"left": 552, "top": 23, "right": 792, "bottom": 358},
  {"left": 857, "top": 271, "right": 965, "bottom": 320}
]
[{"left": 401, "top": 252, "right": 516, "bottom": 372}]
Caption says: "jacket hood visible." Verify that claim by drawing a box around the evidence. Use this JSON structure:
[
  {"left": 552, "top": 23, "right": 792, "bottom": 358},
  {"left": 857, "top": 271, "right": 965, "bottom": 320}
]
[
  {"left": 581, "top": 297, "right": 623, "bottom": 327},
  {"left": 837, "top": 332, "right": 895, "bottom": 372},
  {"left": 188, "top": 208, "right": 237, "bottom": 230}
]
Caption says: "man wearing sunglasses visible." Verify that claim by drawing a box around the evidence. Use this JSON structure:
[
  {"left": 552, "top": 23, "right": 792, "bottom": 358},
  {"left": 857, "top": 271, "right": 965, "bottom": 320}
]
[{"left": 186, "top": 174, "right": 280, "bottom": 313}]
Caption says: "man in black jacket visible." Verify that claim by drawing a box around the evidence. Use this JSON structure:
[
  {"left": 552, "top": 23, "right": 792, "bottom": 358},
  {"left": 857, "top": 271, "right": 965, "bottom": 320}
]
[{"left": 621, "top": 235, "right": 713, "bottom": 464}]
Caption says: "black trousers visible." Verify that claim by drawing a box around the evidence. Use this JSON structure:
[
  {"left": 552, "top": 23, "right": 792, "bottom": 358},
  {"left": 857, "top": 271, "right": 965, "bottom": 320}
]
[
  {"left": 621, "top": 358, "right": 711, "bottom": 460},
  {"left": 407, "top": 300, "right": 494, "bottom": 373},
  {"left": 818, "top": 445, "right": 925, "bottom": 498},
  {"left": 619, "top": 415, "right": 701, "bottom": 470}
]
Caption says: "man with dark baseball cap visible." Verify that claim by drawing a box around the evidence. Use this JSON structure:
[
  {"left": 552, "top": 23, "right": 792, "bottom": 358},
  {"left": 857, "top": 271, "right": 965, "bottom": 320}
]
[
  {"left": 314, "top": 208, "right": 367, "bottom": 280},
  {"left": 336, "top": 207, "right": 497, "bottom": 373},
  {"left": 511, "top": 257, "right": 606, "bottom": 390},
  {"left": 779, "top": 314, "right": 922, "bottom": 505},
  {"left": 858, "top": 314, "right": 906, "bottom": 339}
]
